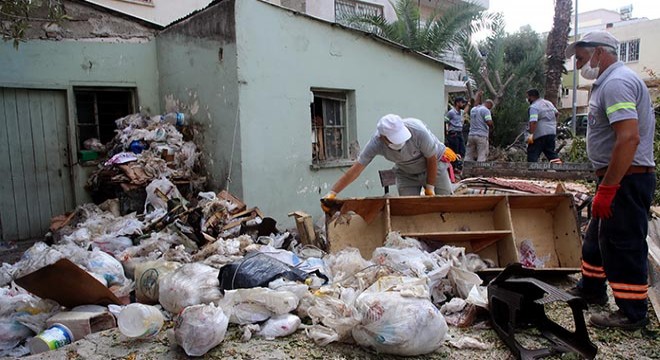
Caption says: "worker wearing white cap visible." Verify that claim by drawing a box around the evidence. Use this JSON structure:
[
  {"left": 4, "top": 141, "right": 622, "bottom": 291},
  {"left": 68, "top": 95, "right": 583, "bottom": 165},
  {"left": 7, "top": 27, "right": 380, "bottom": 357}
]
[
  {"left": 566, "top": 30, "right": 655, "bottom": 330},
  {"left": 321, "top": 114, "right": 455, "bottom": 207}
]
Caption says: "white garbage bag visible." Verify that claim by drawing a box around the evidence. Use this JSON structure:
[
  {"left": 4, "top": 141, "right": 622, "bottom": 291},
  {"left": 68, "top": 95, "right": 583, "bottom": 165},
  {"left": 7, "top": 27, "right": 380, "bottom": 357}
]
[
  {"left": 256, "top": 314, "right": 301, "bottom": 340},
  {"left": 174, "top": 303, "right": 229, "bottom": 356},
  {"left": 158, "top": 263, "right": 222, "bottom": 313}
]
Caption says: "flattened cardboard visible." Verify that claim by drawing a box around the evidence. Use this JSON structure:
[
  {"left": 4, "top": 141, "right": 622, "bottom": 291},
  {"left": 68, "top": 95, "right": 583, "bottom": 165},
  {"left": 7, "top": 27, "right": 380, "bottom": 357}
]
[{"left": 15, "top": 259, "right": 122, "bottom": 308}]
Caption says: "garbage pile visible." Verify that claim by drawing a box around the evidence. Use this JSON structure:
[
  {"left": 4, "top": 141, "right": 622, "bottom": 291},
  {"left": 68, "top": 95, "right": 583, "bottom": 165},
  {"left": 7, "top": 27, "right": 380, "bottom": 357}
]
[{"left": 0, "top": 112, "right": 494, "bottom": 358}]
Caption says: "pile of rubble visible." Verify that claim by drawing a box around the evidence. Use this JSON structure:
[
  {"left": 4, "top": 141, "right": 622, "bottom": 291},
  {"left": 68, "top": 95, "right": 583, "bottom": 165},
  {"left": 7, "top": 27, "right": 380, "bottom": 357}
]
[{"left": 0, "top": 113, "right": 493, "bottom": 358}]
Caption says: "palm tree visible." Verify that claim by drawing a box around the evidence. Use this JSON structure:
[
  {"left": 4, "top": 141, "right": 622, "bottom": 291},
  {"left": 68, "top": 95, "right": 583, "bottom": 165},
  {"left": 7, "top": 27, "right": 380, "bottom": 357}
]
[
  {"left": 343, "top": 0, "right": 491, "bottom": 59},
  {"left": 544, "top": 0, "right": 573, "bottom": 106}
]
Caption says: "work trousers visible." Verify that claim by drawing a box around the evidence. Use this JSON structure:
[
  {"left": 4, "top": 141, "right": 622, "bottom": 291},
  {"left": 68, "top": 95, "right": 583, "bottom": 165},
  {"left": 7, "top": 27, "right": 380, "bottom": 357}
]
[
  {"left": 465, "top": 135, "right": 488, "bottom": 162},
  {"left": 446, "top": 131, "right": 465, "bottom": 171},
  {"left": 396, "top": 161, "right": 453, "bottom": 196},
  {"left": 527, "top": 134, "right": 560, "bottom": 162},
  {"left": 580, "top": 173, "right": 655, "bottom": 321}
]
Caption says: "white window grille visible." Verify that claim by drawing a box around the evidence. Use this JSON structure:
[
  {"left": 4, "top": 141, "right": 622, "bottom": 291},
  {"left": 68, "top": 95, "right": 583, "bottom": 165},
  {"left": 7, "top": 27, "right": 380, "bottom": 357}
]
[
  {"left": 619, "top": 39, "right": 640, "bottom": 63},
  {"left": 335, "top": 0, "right": 384, "bottom": 28}
]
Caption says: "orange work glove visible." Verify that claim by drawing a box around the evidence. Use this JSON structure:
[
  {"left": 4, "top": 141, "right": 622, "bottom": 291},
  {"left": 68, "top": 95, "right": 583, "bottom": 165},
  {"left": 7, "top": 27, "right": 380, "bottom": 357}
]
[
  {"left": 526, "top": 134, "right": 534, "bottom": 144},
  {"left": 424, "top": 184, "right": 435, "bottom": 196},
  {"left": 592, "top": 184, "right": 619, "bottom": 219},
  {"left": 442, "top": 147, "right": 458, "bottom": 162},
  {"left": 320, "top": 191, "right": 336, "bottom": 213}
]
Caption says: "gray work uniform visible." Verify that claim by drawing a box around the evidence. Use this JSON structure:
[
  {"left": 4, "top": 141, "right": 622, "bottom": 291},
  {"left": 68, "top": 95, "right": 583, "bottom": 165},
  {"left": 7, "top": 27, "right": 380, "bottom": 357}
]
[
  {"left": 581, "top": 60, "right": 656, "bottom": 323},
  {"left": 444, "top": 108, "right": 463, "bottom": 132},
  {"left": 465, "top": 105, "right": 493, "bottom": 161},
  {"left": 357, "top": 118, "right": 452, "bottom": 195},
  {"left": 528, "top": 98, "right": 558, "bottom": 139},
  {"left": 587, "top": 61, "right": 655, "bottom": 169}
]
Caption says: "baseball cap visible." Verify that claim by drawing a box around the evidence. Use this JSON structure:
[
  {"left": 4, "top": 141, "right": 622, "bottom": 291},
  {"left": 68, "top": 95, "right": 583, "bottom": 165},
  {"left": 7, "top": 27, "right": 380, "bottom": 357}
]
[
  {"left": 565, "top": 31, "right": 619, "bottom": 59},
  {"left": 377, "top": 114, "right": 411, "bottom": 145},
  {"left": 454, "top": 96, "right": 467, "bottom": 103}
]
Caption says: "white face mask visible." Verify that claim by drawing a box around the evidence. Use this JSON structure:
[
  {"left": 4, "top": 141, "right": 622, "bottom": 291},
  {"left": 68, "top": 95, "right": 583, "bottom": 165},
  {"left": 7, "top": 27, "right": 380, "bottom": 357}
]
[
  {"left": 388, "top": 142, "right": 405, "bottom": 150},
  {"left": 580, "top": 50, "right": 600, "bottom": 80}
]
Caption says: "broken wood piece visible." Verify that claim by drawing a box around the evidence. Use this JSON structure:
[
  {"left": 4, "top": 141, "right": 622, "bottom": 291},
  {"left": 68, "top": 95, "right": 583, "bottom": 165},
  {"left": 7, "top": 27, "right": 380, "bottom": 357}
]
[
  {"left": 49, "top": 211, "right": 76, "bottom": 232},
  {"left": 288, "top": 211, "right": 316, "bottom": 246},
  {"left": 221, "top": 207, "right": 264, "bottom": 231},
  {"left": 217, "top": 190, "right": 247, "bottom": 214}
]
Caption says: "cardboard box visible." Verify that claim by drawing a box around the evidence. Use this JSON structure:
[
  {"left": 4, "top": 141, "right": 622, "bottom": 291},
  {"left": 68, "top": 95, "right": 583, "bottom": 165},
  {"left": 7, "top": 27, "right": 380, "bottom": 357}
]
[{"left": 46, "top": 310, "right": 116, "bottom": 340}]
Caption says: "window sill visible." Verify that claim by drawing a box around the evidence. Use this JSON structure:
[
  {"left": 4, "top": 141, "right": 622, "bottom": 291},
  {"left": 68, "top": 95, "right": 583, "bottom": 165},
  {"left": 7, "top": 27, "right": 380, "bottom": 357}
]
[{"left": 310, "top": 159, "right": 354, "bottom": 170}]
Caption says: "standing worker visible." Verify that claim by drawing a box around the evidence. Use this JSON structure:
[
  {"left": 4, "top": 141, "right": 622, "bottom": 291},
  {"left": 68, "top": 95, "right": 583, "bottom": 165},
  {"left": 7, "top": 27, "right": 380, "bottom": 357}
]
[
  {"left": 525, "top": 89, "right": 563, "bottom": 164},
  {"left": 465, "top": 99, "right": 494, "bottom": 162},
  {"left": 566, "top": 31, "right": 655, "bottom": 330},
  {"left": 444, "top": 97, "right": 468, "bottom": 175},
  {"left": 321, "top": 114, "right": 456, "bottom": 207}
]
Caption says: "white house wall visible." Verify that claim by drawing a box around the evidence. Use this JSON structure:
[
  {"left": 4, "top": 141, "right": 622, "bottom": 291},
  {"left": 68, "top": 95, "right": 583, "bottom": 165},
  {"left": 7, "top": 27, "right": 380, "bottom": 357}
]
[{"left": 235, "top": 0, "right": 446, "bottom": 225}]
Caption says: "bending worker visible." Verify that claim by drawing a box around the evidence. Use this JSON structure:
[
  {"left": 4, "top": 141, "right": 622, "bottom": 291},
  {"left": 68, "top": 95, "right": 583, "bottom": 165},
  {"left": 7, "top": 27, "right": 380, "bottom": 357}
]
[
  {"left": 566, "top": 31, "right": 655, "bottom": 330},
  {"left": 322, "top": 114, "right": 456, "bottom": 205},
  {"left": 525, "top": 88, "right": 562, "bottom": 163}
]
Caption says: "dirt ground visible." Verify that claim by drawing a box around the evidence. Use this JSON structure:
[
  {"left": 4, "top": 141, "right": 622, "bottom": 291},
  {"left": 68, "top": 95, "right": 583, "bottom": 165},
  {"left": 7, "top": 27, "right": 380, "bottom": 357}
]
[{"left": 9, "top": 275, "right": 660, "bottom": 360}]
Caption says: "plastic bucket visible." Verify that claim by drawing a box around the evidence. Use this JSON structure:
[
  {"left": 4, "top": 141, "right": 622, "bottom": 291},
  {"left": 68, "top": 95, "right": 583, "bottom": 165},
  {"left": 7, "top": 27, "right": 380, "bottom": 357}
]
[{"left": 29, "top": 323, "right": 74, "bottom": 354}]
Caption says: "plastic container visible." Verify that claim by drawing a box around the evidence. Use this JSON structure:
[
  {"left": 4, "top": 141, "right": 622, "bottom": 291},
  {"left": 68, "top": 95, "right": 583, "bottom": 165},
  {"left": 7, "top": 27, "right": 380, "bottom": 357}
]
[
  {"left": 116, "top": 303, "right": 164, "bottom": 338},
  {"left": 28, "top": 323, "right": 74, "bottom": 354},
  {"left": 160, "top": 112, "right": 185, "bottom": 126}
]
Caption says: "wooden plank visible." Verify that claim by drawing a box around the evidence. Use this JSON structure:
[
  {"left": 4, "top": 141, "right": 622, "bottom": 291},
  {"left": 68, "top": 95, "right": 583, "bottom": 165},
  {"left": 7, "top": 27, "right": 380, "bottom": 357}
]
[
  {"left": 19, "top": 90, "right": 45, "bottom": 238},
  {"left": 0, "top": 88, "right": 19, "bottom": 241},
  {"left": 3, "top": 88, "right": 31, "bottom": 240},
  {"left": 29, "top": 91, "right": 53, "bottom": 237},
  {"left": 552, "top": 197, "right": 582, "bottom": 268},
  {"left": 391, "top": 211, "right": 496, "bottom": 233},
  {"left": 507, "top": 194, "right": 568, "bottom": 210},
  {"left": 493, "top": 197, "right": 517, "bottom": 268},
  {"left": 389, "top": 195, "right": 504, "bottom": 216},
  {"left": 327, "top": 212, "right": 385, "bottom": 259},
  {"left": 338, "top": 198, "right": 386, "bottom": 224},
  {"left": 52, "top": 91, "right": 73, "bottom": 212},
  {"left": 401, "top": 230, "right": 511, "bottom": 244}
]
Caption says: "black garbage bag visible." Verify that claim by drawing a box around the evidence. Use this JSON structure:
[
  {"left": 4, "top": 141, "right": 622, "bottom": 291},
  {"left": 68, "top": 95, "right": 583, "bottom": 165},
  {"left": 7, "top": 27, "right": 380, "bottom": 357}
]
[{"left": 218, "top": 252, "right": 327, "bottom": 293}]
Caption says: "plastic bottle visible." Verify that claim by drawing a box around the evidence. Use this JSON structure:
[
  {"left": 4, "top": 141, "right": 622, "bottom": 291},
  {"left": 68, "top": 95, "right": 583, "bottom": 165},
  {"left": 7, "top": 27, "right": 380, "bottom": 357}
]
[
  {"left": 159, "top": 112, "right": 185, "bottom": 126},
  {"left": 29, "top": 323, "right": 74, "bottom": 354},
  {"left": 116, "top": 303, "right": 165, "bottom": 338}
]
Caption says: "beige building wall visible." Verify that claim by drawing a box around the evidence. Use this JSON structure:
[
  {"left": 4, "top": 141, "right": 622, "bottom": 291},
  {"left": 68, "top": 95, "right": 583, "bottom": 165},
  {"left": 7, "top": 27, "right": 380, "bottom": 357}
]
[{"left": 85, "top": 0, "right": 213, "bottom": 25}]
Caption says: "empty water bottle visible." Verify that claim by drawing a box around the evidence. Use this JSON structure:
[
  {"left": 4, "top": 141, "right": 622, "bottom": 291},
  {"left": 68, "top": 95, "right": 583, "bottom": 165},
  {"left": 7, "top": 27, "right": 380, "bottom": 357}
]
[
  {"left": 116, "top": 303, "right": 164, "bottom": 338},
  {"left": 160, "top": 112, "right": 185, "bottom": 126}
]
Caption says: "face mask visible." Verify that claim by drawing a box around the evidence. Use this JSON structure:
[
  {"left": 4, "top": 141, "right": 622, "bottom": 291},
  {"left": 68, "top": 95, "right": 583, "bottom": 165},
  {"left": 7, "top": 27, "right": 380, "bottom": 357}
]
[
  {"left": 388, "top": 142, "right": 405, "bottom": 150},
  {"left": 580, "top": 50, "right": 600, "bottom": 80}
]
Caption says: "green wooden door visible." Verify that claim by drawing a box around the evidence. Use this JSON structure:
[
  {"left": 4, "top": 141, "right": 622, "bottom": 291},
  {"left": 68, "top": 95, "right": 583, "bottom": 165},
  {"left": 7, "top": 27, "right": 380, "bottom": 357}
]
[{"left": 0, "top": 88, "right": 74, "bottom": 242}]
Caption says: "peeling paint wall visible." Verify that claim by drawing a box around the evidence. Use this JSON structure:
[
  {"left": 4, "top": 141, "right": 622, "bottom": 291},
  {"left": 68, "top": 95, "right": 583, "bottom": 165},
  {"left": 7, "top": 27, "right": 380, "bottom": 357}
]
[
  {"left": 21, "top": 1, "right": 158, "bottom": 41},
  {"left": 157, "top": 0, "right": 242, "bottom": 197},
  {"left": 235, "top": 0, "right": 446, "bottom": 226},
  {"left": 0, "top": 1, "right": 160, "bottom": 207}
]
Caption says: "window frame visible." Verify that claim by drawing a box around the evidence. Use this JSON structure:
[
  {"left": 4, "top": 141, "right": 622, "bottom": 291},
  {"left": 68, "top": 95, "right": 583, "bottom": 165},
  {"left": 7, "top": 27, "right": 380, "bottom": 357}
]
[
  {"left": 73, "top": 87, "right": 136, "bottom": 161},
  {"left": 310, "top": 88, "right": 356, "bottom": 170},
  {"left": 335, "top": 0, "right": 384, "bottom": 28},
  {"left": 619, "top": 39, "right": 640, "bottom": 63}
]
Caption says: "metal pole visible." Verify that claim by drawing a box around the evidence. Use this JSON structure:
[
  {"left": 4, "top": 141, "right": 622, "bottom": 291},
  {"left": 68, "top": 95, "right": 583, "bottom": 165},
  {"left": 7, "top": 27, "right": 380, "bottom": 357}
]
[{"left": 571, "top": 0, "right": 579, "bottom": 136}]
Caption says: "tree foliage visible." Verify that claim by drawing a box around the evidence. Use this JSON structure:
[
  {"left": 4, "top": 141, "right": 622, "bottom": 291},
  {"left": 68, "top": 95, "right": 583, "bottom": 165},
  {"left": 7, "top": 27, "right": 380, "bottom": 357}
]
[
  {"left": 1, "top": 0, "right": 67, "bottom": 48},
  {"left": 344, "top": 0, "right": 492, "bottom": 58},
  {"left": 460, "top": 21, "right": 546, "bottom": 147}
]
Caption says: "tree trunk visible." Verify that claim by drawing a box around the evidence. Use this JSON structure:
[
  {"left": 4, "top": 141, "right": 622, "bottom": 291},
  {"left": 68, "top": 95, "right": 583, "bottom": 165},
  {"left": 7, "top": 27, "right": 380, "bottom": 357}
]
[{"left": 544, "top": 0, "right": 572, "bottom": 106}]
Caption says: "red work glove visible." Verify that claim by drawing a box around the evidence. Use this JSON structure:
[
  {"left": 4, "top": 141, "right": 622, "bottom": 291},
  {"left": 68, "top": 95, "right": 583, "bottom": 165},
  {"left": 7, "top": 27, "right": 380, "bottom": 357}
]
[{"left": 592, "top": 184, "right": 620, "bottom": 219}]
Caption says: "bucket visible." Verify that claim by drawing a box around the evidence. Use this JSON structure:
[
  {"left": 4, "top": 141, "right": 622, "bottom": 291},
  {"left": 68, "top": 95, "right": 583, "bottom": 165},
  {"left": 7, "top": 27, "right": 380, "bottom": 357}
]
[{"left": 29, "top": 323, "right": 74, "bottom": 354}]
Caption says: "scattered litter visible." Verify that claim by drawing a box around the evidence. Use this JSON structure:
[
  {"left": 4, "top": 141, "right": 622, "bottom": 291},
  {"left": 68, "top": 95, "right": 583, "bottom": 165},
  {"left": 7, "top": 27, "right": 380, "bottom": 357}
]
[
  {"left": 256, "top": 313, "right": 301, "bottom": 340},
  {"left": 158, "top": 263, "right": 222, "bottom": 314},
  {"left": 174, "top": 303, "right": 228, "bottom": 356}
]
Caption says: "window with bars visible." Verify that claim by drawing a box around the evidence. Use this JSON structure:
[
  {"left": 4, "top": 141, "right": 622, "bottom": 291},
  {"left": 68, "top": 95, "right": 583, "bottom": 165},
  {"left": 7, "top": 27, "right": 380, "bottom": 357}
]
[
  {"left": 335, "top": 0, "right": 384, "bottom": 29},
  {"left": 619, "top": 39, "right": 640, "bottom": 63},
  {"left": 74, "top": 88, "right": 135, "bottom": 157},
  {"left": 311, "top": 90, "right": 356, "bottom": 166}
]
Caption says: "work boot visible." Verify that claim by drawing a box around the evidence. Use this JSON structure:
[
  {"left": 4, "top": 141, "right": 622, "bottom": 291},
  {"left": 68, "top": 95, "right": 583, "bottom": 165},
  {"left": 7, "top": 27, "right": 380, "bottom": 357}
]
[
  {"left": 589, "top": 310, "right": 649, "bottom": 330},
  {"left": 567, "top": 286, "right": 608, "bottom": 306}
]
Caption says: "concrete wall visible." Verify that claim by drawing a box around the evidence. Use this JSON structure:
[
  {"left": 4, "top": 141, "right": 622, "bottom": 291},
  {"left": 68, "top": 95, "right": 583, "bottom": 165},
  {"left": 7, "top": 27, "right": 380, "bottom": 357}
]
[
  {"left": 157, "top": 1, "right": 243, "bottom": 197},
  {"left": 86, "top": 0, "right": 213, "bottom": 26},
  {"left": 235, "top": 0, "right": 446, "bottom": 226},
  {"left": 0, "top": 1, "right": 160, "bottom": 206},
  {"left": 306, "top": 0, "right": 396, "bottom": 22},
  {"left": 608, "top": 19, "right": 660, "bottom": 80}
]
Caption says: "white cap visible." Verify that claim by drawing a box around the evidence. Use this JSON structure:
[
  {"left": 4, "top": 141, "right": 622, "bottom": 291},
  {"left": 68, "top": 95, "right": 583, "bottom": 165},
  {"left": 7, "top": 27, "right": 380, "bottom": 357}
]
[
  {"left": 377, "top": 114, "right": 411, "bottom": 145},
  {"left": 565, "top": 31, "right": 619, "bottom": 59}
]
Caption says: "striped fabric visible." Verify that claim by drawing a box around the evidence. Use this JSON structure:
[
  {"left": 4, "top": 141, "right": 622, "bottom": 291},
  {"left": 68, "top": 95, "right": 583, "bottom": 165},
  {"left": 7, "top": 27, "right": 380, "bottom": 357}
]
[
  {"left": 610, "top": 281, "right": 648, "bottom": 300},
  {"left": 582, "top": 260, "right": 606, "bottom": 279}
]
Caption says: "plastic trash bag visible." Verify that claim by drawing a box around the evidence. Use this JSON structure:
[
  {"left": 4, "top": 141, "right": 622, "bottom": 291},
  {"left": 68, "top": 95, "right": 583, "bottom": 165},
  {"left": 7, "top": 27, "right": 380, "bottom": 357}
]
[
  {"left": 159, "top": 263, "right": 222, "bottom": 313},
  {"left": 144, "top": 177, "right": 185, "bottom": 213},
  {"left": 306, "top": 287, "right": 360, "bottom": 343},
  {"left": 304, "top": 324, "right": 339, "bottom": 346},
  {"left": 134, "top": 260, "right": 182, "bottom": 304},
  {"left": 256, "top": 314, "right": 301, "bottom": 340},
  {"left": 323, "top": 247, "right": 373, "bottom": 287},
  {"left": 85, "top": 248, "right": 128, "bottom": 287},
  {"left": 352, "top": 277, "right": 448, "bottom": 356},
  {"left": 174, "top": 303, "right": 229, "bottom": 356},
  {"left": 218, "top": 252, "right": 319, "bottom": 292},
  {"left": 383, "top": 231, "right": 429, "bottom": 251},
  {"left": 220, "top": 288, "right": 299, "bottom": 325}
]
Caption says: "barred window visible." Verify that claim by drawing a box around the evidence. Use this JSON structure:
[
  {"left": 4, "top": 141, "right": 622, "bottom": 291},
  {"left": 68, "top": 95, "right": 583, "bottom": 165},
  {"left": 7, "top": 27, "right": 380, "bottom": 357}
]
[
  {"left": 335, "top": 0, "right": 384, "bottom": 30},
  {"left": 619, "top": 39, "right": 640, "bottom": 63}
]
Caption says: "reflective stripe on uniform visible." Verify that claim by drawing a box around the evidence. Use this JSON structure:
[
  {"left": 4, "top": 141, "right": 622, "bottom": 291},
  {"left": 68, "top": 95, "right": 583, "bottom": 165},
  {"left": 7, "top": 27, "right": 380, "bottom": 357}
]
[
  {"left": 606, "top": 101, "right": 636, "bottom": 115},
  {"left": 485, "top": 115, "right": 492, "bottom": 120},
  {"left": 582, "top": 260, "right": 606, "bottom": 279},
  {"left": 529, "top": 114, "right": 539, "bottom": 120},
  {"left": 582, "top": 260, "right": 605, "bottom": 272},
  {"left": 610, "top": 281, "right": 648, "bottom": 300}
]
